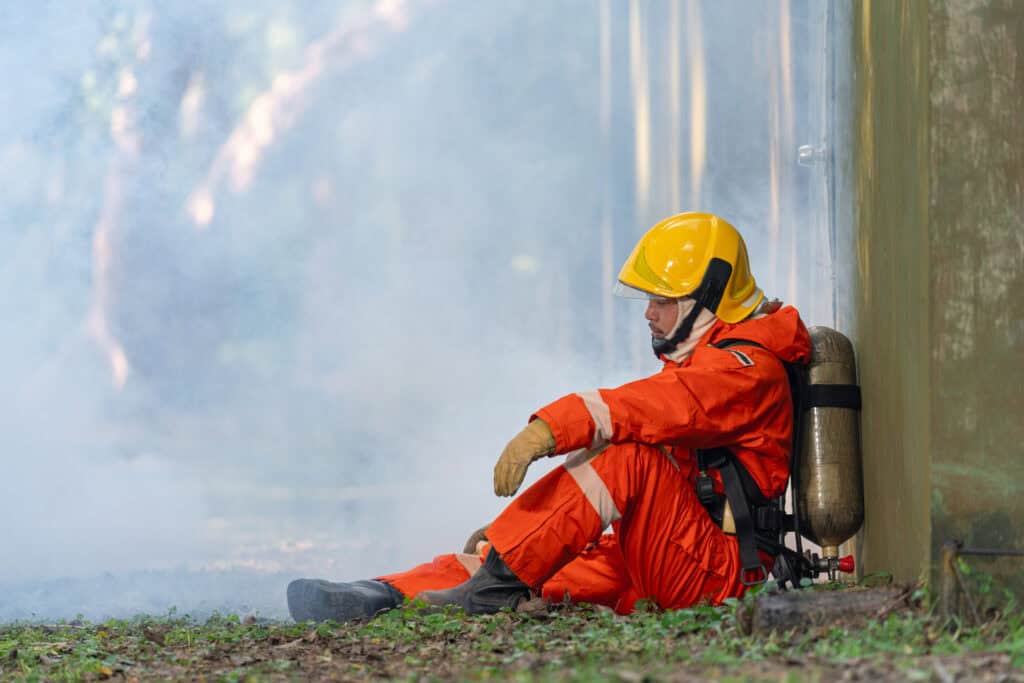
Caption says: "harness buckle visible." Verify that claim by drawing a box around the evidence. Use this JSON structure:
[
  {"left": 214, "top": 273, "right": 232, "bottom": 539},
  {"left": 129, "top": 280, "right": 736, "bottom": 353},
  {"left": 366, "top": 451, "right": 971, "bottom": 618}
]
[
  {"left": 741, "top": 564, "right": 769, "bottom": 587},
  {"left": 695, "top": 472, "right": 717, "bottom": 506}
]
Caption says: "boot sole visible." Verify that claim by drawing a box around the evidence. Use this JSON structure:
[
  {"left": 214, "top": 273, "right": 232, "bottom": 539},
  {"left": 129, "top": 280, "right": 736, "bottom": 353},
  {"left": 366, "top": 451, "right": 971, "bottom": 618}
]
[{"left": 287, "top": 579, "right": 399, "bottom": 623}]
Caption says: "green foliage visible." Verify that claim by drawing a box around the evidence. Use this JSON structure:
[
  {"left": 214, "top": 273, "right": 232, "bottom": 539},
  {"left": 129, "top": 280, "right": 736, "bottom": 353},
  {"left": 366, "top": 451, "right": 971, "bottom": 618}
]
[{"left": 2, "top": 595, "right": 1023, "bottom": 681}]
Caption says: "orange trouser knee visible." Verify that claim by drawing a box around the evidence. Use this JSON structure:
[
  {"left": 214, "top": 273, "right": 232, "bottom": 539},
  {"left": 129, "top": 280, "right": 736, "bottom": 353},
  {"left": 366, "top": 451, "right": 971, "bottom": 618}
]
[
  {"left": 487, "top": 443, "right": 744, "bottom": 608},
  {"left": 538, "top": 534, "right": 639, "bottom": 614}
]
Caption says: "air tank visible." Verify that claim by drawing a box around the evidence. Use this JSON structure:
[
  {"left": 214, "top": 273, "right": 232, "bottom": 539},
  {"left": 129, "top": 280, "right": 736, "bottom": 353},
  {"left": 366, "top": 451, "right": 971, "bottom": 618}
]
[{"left": 797, "top": 326, "right": 864, "bottom": 569}]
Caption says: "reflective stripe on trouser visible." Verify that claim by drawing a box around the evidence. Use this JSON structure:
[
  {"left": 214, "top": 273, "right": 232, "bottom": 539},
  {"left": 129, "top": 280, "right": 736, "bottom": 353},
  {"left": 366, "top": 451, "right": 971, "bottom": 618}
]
[{"left": 487, "top": 442, "right": 745, "bottom": 609}]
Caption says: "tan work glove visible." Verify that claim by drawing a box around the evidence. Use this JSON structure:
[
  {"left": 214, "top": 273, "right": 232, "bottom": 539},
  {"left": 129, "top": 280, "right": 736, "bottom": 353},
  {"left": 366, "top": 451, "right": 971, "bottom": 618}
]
[{"left": 493, "top": 419, "right": 556, "bottom": 496}]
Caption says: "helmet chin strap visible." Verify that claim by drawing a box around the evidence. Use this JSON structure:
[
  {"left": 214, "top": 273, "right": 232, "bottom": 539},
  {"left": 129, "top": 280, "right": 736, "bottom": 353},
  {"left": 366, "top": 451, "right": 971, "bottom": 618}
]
[
  {"left": 648, "top": 258, "right": 732, "bottom": 358},
  {"left": 651, "top": 298, "right": 706, "bottom": 358}
]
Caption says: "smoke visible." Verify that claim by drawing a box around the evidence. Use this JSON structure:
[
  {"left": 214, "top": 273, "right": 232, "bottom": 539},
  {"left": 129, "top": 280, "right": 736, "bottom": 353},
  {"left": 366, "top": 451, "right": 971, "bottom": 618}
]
[{"left": 0, "top": 1, "right": 843, "bottom": 621}]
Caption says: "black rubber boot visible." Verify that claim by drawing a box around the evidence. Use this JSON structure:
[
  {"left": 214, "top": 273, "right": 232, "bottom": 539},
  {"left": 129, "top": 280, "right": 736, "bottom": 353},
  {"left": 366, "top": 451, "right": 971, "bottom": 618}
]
[
  {"left": 287, "top": 579, "right": 404, "bottom": 623},
  {"left": 416, "top": 549, "right": 531, "bottom": 614}
]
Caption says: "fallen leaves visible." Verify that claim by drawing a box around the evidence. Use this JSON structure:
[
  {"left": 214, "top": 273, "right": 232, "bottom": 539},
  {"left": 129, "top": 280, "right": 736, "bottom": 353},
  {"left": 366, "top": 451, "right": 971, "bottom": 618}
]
[
  {"left": 142, "top": 625, "right": 167, "bottom": 645},
  {"left": 0, "top": 600, "right": 1022, "bottom": 682}
]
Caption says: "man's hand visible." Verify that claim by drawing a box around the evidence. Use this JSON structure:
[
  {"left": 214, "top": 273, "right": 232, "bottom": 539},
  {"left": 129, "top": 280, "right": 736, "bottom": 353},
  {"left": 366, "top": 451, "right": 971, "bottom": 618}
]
[{"left": 493, "top": 419, "right": 556, "bottom": 496}]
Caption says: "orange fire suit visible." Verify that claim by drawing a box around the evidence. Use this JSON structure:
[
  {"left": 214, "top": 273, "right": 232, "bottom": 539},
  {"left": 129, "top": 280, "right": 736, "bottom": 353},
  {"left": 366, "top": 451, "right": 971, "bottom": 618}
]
[{"left": 380, "top": 306, "right": 811, "bottom": 612}]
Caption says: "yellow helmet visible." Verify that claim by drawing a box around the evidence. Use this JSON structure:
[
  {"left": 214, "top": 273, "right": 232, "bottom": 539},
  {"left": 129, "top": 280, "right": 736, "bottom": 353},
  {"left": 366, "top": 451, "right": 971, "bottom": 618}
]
[{"left": 614, "top": 212, "right": 763, "bottom": 323}]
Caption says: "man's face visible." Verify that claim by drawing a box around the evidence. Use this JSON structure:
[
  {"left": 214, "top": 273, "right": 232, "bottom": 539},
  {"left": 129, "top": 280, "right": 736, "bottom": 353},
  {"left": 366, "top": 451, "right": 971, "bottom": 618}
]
[{"left": 645, "top": 298, "right": 680, "bottom": 339}]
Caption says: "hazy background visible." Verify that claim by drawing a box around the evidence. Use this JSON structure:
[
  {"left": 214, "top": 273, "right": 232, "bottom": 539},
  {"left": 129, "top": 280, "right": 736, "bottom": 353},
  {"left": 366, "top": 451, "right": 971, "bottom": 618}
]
[{"left": 0, "top": 0, "right": 851, "bottom": 620}]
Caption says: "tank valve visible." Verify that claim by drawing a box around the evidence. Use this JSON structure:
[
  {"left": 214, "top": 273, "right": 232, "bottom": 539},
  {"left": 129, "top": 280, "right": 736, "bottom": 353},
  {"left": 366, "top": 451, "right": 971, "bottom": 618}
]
[{"left": 807, "top": 552, "right": 857, "bottom": 581}]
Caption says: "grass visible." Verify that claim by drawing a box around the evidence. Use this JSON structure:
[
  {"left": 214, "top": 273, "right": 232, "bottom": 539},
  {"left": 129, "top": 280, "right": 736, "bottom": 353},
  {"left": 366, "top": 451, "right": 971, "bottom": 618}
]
[{"left": 1, "top": 586, "right": 1022, "bottom": 682}]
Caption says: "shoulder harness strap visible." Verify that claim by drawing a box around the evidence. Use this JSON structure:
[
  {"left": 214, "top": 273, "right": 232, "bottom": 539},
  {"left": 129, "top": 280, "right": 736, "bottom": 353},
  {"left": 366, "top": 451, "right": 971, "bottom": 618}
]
[{"left": 695, "top": 337, "right": 796, "bottom": 587}]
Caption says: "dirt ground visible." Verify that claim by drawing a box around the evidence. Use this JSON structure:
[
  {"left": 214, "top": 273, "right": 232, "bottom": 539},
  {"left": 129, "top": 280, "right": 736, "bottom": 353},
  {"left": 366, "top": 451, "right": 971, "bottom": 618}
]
[{"left": 3, "top": 595, "right": 1022, "bottom": 682}]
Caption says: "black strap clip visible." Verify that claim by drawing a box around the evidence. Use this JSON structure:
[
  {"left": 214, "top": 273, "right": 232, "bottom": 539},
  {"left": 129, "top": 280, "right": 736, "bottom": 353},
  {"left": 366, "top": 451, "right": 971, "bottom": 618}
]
[
  {"left": 754, "top": 506, "right": 787, "bottom": 532},
  {"left": 695, "top": 471, "right": 718, "bottom": 507}
]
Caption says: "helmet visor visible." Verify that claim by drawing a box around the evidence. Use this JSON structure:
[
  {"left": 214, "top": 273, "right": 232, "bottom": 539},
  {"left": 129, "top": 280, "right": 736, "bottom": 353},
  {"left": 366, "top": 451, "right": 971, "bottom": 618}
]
[{"left": 612, "top": 281, "right": 675, "bottom": 300}]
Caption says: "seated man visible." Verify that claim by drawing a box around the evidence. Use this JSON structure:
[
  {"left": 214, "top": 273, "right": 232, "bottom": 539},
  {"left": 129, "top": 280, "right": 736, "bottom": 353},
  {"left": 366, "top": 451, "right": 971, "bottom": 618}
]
[{"left": 287, "top": 212, "right": 811, "bottom": 622}]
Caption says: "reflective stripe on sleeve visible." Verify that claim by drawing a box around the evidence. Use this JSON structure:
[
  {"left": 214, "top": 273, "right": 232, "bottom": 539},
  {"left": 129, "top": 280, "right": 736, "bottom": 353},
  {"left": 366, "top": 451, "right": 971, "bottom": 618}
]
[
  {"left": 454, "top": 552, "right": 482, "bottom": 576},
  {"left": 725, "top": 348, "right": 754, "bottom": 366},
  {"left": 564, "top": 447, "right": 622, "bottom": 530},
  {"left": 576, "top": 389, "right": 613, "bottom": 449}
]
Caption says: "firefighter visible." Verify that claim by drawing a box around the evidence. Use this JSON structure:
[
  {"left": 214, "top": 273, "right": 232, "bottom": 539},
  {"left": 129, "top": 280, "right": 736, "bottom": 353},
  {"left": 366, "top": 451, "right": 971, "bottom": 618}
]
[{"left": 287, "top": 212, "right": 811, "bottom": 622}]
